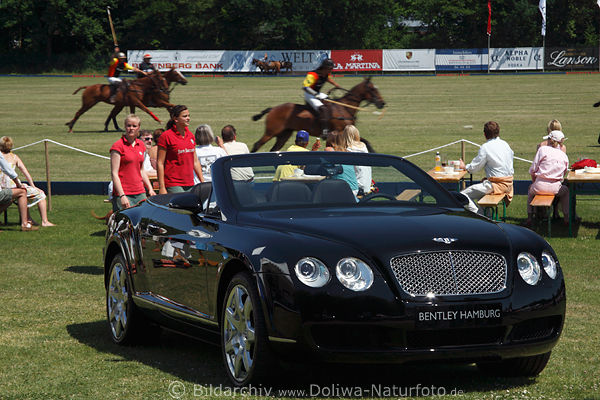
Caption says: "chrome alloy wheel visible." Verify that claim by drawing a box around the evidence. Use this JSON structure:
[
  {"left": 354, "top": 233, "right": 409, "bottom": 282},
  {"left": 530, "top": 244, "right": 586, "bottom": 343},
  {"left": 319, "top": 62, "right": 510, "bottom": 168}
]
[
  {"left": 223, "top": 284, "right": 256, "bottom": 383},
  {"left": 107, "top": 260, "right": 129, "bottom": 341}
]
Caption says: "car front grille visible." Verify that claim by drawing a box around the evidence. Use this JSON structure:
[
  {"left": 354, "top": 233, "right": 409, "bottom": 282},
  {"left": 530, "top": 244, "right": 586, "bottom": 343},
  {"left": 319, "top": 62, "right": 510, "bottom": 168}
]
[{"left": 390, "top": 251, "right": 507, "bottom": 296}]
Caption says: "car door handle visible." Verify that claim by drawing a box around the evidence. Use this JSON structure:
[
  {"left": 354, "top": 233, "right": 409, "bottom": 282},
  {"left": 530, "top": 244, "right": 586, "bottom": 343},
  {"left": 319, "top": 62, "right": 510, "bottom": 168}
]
[{"left": 146, "top": 224, "right": 167, "bottom": 235}]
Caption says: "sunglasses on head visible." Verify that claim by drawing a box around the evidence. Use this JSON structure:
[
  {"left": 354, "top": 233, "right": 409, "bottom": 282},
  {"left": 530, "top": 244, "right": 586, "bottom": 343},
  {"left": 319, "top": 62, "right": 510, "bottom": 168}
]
[{"left": 143, "top": 137, "right": 152, "bottom": 142}]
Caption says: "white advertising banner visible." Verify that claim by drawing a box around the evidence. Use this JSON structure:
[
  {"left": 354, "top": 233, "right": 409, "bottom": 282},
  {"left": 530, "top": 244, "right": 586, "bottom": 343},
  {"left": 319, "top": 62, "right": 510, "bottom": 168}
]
[
  {"left": 436, "top": 49, "right": 486, "bottom": 71},
  {"left": 489, "top": 47, "right": 543, "bottom": 70},
  {"left": 383, "top": 49, "right": 436, "bottom": 71},
  {"left": 128, "top": 50, "right": 330, "bottom": 72}
]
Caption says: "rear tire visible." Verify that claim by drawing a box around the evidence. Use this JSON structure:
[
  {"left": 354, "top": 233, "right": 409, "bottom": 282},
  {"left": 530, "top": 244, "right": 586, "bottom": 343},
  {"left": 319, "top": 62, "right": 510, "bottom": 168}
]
[
  {"left": 477, "top": 351, "right": 552, "bottom": 377},
  {"left": 221, "top": 272, "right": 275, "bottom": 386},
  {"left": 106, "top": 253, "right": 146, "bottom": 345}
]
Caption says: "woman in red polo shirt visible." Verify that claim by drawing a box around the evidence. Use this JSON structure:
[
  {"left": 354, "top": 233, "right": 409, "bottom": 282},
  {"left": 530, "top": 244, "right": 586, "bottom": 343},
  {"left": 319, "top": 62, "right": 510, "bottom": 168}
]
[
  {"left": 157, "top": 105, "right": 204, "bottom": 193},
  {"left": 110, "top": 114, "right": 156, "bottom": 211}
]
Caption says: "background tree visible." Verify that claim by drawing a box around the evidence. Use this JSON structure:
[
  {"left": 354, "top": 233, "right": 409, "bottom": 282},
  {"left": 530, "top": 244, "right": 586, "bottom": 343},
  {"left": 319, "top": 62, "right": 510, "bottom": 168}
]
[{"left": 1, "top": 0, "right": 600, "bottom": 72}]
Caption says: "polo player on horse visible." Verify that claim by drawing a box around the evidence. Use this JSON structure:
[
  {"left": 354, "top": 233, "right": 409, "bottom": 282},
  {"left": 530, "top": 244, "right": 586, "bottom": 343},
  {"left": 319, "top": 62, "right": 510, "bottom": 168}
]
[
  {"left": 302, "top": 58, "right": 341, "bottom": 139},
  {"left": 107, "top": 52, "right": 146, "bottom": 103}
]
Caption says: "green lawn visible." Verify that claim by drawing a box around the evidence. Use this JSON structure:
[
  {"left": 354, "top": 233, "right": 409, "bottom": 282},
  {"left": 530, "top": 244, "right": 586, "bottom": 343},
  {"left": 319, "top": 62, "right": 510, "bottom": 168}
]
[
  {"left": 0, "top": 74, "right": 599, "bottom": 399},
  {"left": 2, "top": 73, "right": 600, "bottom": 181}
]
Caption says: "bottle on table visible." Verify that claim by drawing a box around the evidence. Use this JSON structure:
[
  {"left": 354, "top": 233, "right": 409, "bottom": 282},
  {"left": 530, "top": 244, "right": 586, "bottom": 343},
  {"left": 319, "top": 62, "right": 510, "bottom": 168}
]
[{"left": 434, "top": 151, "right": 441, "bottom": 171}]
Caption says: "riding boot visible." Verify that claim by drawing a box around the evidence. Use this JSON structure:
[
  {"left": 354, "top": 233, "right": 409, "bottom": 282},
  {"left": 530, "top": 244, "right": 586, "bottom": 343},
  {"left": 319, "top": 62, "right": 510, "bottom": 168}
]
[
  {"left": 319, "top": 105, "right": 331, "bottom": 140},
  {"left": 109, "top": 84, "right": 117, "bottom": 104}
]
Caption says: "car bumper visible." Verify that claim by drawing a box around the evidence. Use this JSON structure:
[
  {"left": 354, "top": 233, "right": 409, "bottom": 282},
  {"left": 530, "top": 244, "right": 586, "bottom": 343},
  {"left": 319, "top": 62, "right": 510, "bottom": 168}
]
[{"left": 261, "top": 273, "right": 566, "bottom": 364}]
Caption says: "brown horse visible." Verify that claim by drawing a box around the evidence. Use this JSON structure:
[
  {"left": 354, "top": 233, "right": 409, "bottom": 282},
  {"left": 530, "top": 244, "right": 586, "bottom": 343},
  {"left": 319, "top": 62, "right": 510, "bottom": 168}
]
[
  {"left": 251, "top": 77, "right": 385, "bottom": 152},
  {"left": 65, "top": 71, "right": 173, "bottom": 133},
  {"left": 252, "top": 58, "right": 280, "bottom": 74},
  {"left": 119, "top": 68, "right": 188, "bottom": 129}
]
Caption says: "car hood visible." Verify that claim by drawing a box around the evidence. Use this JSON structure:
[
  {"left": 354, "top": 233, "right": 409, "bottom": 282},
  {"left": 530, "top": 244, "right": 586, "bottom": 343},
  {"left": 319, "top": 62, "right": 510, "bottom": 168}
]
[{"left": 237, "top": 206, "right": 512, "bottom": 259}]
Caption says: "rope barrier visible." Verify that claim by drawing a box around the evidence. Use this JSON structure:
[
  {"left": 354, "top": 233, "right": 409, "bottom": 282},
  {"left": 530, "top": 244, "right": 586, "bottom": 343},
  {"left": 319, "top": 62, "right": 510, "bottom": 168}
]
[
  {"left": 13, "top": 138, "right": 532, "bottom": 165},
  {"left": 14, "top": 139, "right": 110, "bottom": 160},
  {"left": 402, "top": 139, "right": 532, "bottom": 164}
]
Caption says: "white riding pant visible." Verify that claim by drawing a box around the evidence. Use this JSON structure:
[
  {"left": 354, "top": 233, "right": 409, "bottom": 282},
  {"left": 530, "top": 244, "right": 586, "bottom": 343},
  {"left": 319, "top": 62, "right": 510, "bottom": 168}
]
[
  {"left": 461, "top": 180, "right": 493, "bottom": 214},
  {"left": 107, "top": 77, "right": 122, "bottom": 85},
  {"left": 304, "top": 92, "right": 324, "bottom": 111}
]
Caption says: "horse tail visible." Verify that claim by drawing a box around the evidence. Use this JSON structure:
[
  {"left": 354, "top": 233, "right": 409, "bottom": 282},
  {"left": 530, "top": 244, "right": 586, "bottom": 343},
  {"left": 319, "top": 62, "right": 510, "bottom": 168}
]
[
  {"left": 252, "top": 108, "right": 272, "bottom": 121},
  {"left": 361, "top": 138, "right": 376, "bottom": 154},
  {"left": 72, "top": 86, "right": 87, "bottom": 95}
]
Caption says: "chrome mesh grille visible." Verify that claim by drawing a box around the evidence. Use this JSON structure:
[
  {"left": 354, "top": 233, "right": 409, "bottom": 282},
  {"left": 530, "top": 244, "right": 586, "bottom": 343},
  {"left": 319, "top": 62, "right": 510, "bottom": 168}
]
[{"left": 390, "top": 251, "right": 507, "bottom": 296}]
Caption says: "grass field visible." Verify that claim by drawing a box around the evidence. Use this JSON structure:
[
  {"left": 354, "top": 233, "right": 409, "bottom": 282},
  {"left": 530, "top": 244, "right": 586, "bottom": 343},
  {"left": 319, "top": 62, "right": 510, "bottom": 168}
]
[
  {"left": 2, "top": 73, "right": 600, "bottom": 181},
  {"left": 1, "top": 74, "right": 599, "bottom": 399}
]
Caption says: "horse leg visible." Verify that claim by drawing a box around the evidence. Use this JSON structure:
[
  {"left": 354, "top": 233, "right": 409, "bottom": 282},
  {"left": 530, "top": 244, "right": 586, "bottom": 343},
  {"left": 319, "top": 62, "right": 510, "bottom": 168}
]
[
  {"left": 105, "top": 105, "right": 124, "bottom": 131},
  {"left": 269, "top": 129, "right": 294, "bottom": 152},
  {"left": 128, "top": 95, "right": 162, "bottom": 123},
  {"left": 66, "top": 101, "right": 98, "bottom": 133}
]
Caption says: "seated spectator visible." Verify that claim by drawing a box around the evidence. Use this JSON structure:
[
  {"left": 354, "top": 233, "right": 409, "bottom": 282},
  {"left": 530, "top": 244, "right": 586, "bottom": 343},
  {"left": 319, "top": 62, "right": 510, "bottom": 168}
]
[
  {"left": 328, "top": 129, "right": 359, "bottom": 195},
  {"left": 139, "top": 129, "right": 156, "bottom": 174},
  {"left": 459, "top": 121, "right": 514, "bottom": 214},
  {"left": 524, "top": 130, "right": 571, "bottom": 227},
  {"left": 343, "top": 125, "right": 372, "bottom": 195},
  {"left": 538, "top": 119, "right": 566, "bottom": 153},
  {"left": 221, "top": 125, "right": 255, "bottom": 181},
  {"left": 274, "top": 130, "right": 321, "bottom": 181},
  {"left": 194, "top": 124, "right": 228, "bottom": 183},
  {"left": 0, "top": 152, "right": 36, "bottom": 231},
  {"left": 0, "top": 136, "right": 55, "bottom": 227}
]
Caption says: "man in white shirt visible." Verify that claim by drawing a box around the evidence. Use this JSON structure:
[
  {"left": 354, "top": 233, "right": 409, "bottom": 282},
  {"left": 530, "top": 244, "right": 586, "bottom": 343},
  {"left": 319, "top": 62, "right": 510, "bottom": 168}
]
[
  {"left": 459, "top": 121, "right": 514, "bottom": 214},
  {"left": 221, "top": 125, "right": 255, "bottom": 181},
  {"left": 0, "top": 152, "right": 38, "bottom": 231}
]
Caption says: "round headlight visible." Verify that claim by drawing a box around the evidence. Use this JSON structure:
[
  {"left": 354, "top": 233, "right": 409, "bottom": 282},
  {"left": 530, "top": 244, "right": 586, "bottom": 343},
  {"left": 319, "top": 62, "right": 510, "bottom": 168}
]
[
  {"left": 517, "top": 252, "right": 541, "bottom": 285},
  {"left": 294, "top": 257, "right": 330, "bottom": 287},
  {"left": 541, "top": 251, "right": 557, "bottom": 279},
  {"left": 336, "top": 257, "right": 374, "bottom": 291}
]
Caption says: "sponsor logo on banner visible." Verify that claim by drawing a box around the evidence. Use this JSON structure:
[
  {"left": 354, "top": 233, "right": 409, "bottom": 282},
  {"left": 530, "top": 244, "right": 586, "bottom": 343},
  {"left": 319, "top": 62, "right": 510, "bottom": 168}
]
[
  {"left": 331, "top": 50, "right": 383, "bottom": 71},
  {"left": 489, "top": 48, "right": 543, "bottom": 70},
  {"left": 435, "top": 49, "right": 486, "bottom": 71},
  {"left": 545, "top": 48, "right": 599, "bottom": 70},
  {"left": 382, "top": 49, "right": 435, "bottom": 71}
]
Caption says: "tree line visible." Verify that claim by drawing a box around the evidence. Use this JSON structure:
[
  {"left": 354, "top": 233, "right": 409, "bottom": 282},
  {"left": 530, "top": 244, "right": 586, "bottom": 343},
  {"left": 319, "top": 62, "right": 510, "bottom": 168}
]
[{"left": 1, "top": 0, "right": 599, "bottom": 73}]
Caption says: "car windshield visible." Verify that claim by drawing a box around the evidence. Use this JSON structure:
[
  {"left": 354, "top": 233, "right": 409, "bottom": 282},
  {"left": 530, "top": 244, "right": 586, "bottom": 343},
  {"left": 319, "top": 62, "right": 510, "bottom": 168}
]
[{"left": 219, "top": 152, "right": 459, "bottom": 211}]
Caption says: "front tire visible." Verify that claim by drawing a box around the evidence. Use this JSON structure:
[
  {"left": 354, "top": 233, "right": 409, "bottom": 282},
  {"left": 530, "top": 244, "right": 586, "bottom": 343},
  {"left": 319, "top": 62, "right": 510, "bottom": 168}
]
[
  {"left": 106, "top": 253, "right": 143, "bottom": 345},
  {"left": 221, "top": 272, "right": 274, "bottom": 386},
  {"left": 477, "top": 351, "right": 552, "bottom": 377}
]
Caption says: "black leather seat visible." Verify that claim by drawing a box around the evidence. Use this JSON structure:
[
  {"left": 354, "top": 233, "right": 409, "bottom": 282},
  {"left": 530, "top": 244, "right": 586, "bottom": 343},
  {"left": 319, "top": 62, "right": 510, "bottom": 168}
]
[
  {"left": 311, "top": 179, "right": 356, "bottom": 204},
  {"left": 268, "top": 181, "right": 312, "bottom": 203},
  {"left": 233, "top": 181, "right": 258, "bottom": 206}
]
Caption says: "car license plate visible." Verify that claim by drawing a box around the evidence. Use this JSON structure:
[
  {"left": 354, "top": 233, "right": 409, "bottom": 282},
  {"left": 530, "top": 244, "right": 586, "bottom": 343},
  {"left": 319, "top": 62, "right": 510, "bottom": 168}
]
[{"left": 415, "top": 304, "right": 502, "bottom": 328}]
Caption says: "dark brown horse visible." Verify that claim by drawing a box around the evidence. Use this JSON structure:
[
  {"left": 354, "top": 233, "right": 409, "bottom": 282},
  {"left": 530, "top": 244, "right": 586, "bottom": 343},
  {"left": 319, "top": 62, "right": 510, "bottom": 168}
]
[
  {"left": 65, "top": 71, "right": 173, "bottom": 133},
  {"left": 251, "top": 77, "right": 385, "bottom": 152},
  {"left": 280, "top": 61, "right": 293, "bottom": 72},
  {"left": 121, "top": 68, "right": 188, "bottom": 128},
  {"left": 252, "top": 58, "right": 280, "bottom": 74}
]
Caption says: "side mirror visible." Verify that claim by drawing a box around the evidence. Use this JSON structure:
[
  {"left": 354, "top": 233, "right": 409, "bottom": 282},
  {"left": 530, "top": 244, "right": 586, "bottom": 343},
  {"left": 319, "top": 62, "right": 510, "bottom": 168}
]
[
  {"left": 450, "top": 191, "right": 469, "bottom": 206},
  {"left": 168, "top": 192, "right": 204, "bottom": 214}
]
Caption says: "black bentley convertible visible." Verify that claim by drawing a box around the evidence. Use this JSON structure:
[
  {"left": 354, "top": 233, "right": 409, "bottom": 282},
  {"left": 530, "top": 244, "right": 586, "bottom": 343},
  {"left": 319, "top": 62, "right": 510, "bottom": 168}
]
[{"left": 103, "top": 152, "right": 565, "bottom": 386}]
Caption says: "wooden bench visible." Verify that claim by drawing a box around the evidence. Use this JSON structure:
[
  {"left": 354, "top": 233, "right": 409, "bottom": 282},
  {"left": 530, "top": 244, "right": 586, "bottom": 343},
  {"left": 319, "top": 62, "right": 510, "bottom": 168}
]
[
  {"left": 478, "top": 193, "right": 507, "bottom": 221},
  {"left": 530, "top": 194, "right": 555, "bottom": 237},
  {"left": 396, "top": 189, "right": 421, "bottom": 202}
]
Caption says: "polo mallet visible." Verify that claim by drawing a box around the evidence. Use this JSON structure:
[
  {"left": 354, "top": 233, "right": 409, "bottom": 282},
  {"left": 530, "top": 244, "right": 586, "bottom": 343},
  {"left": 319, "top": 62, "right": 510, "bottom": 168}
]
[{"left": 106, "top": 6, "right": 118, "bottom": 47}]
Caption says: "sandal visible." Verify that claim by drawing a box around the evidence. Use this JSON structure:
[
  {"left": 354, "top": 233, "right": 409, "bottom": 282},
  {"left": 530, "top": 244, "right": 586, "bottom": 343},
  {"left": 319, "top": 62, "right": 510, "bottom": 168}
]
[{"left": 21, "top": 223, "right": 39, "bottom": 231}]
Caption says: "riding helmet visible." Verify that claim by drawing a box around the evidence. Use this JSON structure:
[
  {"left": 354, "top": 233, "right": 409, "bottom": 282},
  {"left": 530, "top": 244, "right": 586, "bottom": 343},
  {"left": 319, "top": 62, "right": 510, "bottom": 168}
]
[
  {"left": 116, "top": 52, "right": 126, "bottom": 59},
  {"left": 320, "top": 58, "right": 334, "bottom": 69}
]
